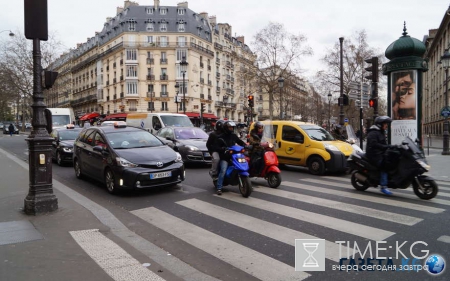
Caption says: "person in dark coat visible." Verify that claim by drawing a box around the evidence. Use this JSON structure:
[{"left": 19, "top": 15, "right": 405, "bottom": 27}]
[
  {"left": 206, "top": 120, "right": 225, "bottom": 179},
  {"left": 365, "top": 116, "right": 393, "bottom": 195},
  {"left": 248, "top": 121, "right": 265, "bottom": 175},
  {"left": 8, "top": 123, "right": 15, "bottom": 136},
  {"left": 215, "top": 121, "right": 246, "bottom": 195}
]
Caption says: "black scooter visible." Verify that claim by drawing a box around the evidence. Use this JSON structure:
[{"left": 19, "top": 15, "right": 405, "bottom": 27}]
[{"left": 347, "top": 136, "right": 438, "bottom": 200}]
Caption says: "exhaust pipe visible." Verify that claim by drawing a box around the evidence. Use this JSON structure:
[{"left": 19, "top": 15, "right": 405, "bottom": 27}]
[{"left": 355, "top": 172, "right": 368, "bottom": 183}]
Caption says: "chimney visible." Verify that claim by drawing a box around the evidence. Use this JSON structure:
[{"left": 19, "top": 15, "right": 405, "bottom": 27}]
[
  {"left": 106, "top": 17, "right": 112, "bottom": 22},
  {"left": 236, "top": 36, "right": 245, "bottom": 44},
  {"left": 117, "top": 6, "right": 124, "bottom": 14},
  {"left": 124, "top": 0, "right": 138, "bottom": 9},
  {"left": 154, "top": 0, "right": 160, "bottom": 9},
  {"left": 177, "top": 1, "right": 188, "bottom": 8},
  {"left": 209, "top": 15, "right": 216, "bottom": 26},
  {"left": 77, "top": 43, "right": 82, "bottom": 48},
  {"left": 199, "top": 12, "right": 208, "bottom": 19}
]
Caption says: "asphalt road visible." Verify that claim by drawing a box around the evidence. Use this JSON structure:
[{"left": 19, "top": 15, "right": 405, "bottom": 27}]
[{"left": 1, "top": 133, "right": 449, "bottom": 281}]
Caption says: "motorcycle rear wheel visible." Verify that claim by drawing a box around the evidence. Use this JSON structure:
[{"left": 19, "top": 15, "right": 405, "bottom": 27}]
[
  {"left": 266, "top": 172, "right": 281, "bottom": 188},
  {"left": 412, "top": 179, "right": 438, "bottom": 200},
  {"left": 351, "top": 171, "right": 370, "bottom": 191},
  {"left": 239, "top": 176, "right": 252, "bottom": 198}
]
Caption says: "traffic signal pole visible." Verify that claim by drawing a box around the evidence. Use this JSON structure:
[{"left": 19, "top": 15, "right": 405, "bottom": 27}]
[
  {"left": 365, "top": 56, "right": 379, "bottom": 121},
  {"left": 339, "top": 37, "right": 345, "bottom": 125}
]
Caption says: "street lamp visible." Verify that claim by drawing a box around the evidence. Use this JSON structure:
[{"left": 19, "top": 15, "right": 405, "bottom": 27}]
[
  {"left": 180, "top": 56, "right": 188, "bottom": 114},
  {"left": 174, "top": 84, "right": 179, "bottom": 113},
  {"left": 278, "top": 76, "right": 284, "bottom": 120},
  {"left": 440, "top": 48, "right": 450, "bottom": 155},
  {"left": 0, "top": 30, "right": 15, "bottom": 37},
  {"left": 327, "top": 92, "right": 332, "bottom": 130},
  {"left": 339, "top": 37, "right": 345, "bottom": 125}
]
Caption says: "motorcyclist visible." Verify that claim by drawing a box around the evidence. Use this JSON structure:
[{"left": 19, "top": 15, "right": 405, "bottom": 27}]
[
  {"left": 216, "top": 121, "right": 246, "bottom": 195},
  {"left": 206, "top": 120, "right": 225, "bottom": 180},
  {"left": 365, "top": 116, "right": 394, "bottom": 195},
  {"left": 248, "top": 121, "right": 265, "bottom": 175}
]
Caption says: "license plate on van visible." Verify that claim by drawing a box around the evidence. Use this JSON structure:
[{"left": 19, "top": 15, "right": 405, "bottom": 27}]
[{"left": 150, "top": 171, "right": 172, "bottom": 179}]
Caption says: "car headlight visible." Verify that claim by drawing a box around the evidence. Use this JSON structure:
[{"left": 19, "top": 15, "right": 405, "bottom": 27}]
[
  {"left": 62, "top": 147, "right": 73, "bottom": 153},
  {"left": 416, "top": 160, "right": 430, "bottom": 171},
  {"left": 324, "top": 144, "right": 340, "bottom": 151},
  {"left": 116, "top": 157, "right": 138, "bottom": 167},
  {"left": 185, "top": 145, "right": 199, "bottom": 151},
  {"left": 175, "top": 152, "right": 183, "bottom": 163}
]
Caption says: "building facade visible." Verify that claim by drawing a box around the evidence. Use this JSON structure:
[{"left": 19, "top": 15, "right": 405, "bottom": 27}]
[{"left": 46, "top": 0, "right": 257, "bottom": 125}]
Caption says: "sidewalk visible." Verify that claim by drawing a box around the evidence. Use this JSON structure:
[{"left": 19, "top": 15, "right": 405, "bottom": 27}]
[{"left": 0, "top": 147, "right": 207, "bottom": 281}]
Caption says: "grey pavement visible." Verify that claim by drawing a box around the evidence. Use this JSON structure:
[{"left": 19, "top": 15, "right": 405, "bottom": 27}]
[{"left": 0, "top": 133, "right": 448, "bottom": 281}]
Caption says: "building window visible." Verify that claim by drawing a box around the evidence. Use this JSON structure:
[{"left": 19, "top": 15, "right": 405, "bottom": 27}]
[
  {"left": 176, "top": 49, "right": 187, "bottom": 61},
  {"left": 127, "top": 82, "right": 138, "bottom": 95},
  {"left": 127, "top": 66, "right": 137, "bottom": 77},
  {"left": 160, "top": 36, "right": 168, "bottom": 47},
  {"left": 145, "top": 8, "right": 153, "bottom": 14},
  {"left": 126, "top": 49, "right": 137, "bottom": 60},
  {"left": 160, "top": 8, "right": 167, "bottom": 15},
  {"left": 161, "top": 102, "right": 168, "bottom": 111},
  {"left": 160, "top": 23, "right": 167, "bottom": 32},
  {"left": 146, "top": 23, "right": 154, "bottom": 31},
  {"left": 178, "top": 36, "right": 186, "bottom": 47},
  {"left": 178, "top": 23, "right": 185, "bottom": 32},
  {"left": 147, "top": 36, "right": 153, "bottom": 43},
  {"left": 161, "top": 84, "right": 167, "bottom": 95},
  {"left": 128, "top": 21, "right": 136, "bottom": 31},
  {"left": 148, "top": 102, "right": 155, "bottom": 110},
  {"left": 177, "top": 9, "right": 185, "bottom": 15}
]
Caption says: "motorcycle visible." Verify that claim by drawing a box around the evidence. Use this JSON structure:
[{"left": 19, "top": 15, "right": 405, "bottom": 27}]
[
  {"left": 213, "top": 145, "right": 252, "bottom": 198},
  {"left": 245, "top": 141, "right": 282, "bottom": 188},
  {"left": 347, "top": 136, "right": 438, "bottom": 200}
]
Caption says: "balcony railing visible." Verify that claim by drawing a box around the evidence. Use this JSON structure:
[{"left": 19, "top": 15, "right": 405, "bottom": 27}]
[
  {"left": 207, "top": 65, "right": 211, "bottom": 71},
  {"left": 160, "top": 75, "right": 168, "bottom": 80},
  {"left": 147, "top": 75, "right": 155, "bottom": 80},
  {"left": 200, "top": 78, "right": 204, "bottom": 84},
  {"left": 160, "top": 92, "right": 168, "bottom": 97},
  {"left": 147, "top": 92, "right": 155, "bottom": 98},
  {"left": 160, "top": 58, "right": 168, "bottom": 64},
  {"left": 147, "top": 58, "right": 154, "bottom": 64},
  {"left": 200, "top": 62, "right": 204, "bottom": 68},
  {"left": 129, "top": 108, "right": 138, "bottom": 111},
  {"left": 208, "top": 80, "right": 212, "bottom": 86}
]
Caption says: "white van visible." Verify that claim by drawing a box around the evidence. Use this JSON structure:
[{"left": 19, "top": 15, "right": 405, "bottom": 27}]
[
  {"left": 47, "top": 108, "right": 75, "bottom": 128},
  {"left": 126, "top": 113, "right": 194, "bottom": 134}
]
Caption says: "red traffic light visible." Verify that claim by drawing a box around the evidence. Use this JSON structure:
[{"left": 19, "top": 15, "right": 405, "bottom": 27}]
[{"left": 369, "top": 98, "right": 377, "bottom": 108}]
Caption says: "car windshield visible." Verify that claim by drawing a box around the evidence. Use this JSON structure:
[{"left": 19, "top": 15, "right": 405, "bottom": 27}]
[
  {"left": 58, "top": 130, "right": 82, "bottom": 140},
  {"left": 300, "top": 125, "right": 335, "bottom": 141},
  {"left": 174, "top": 128, "right": 209, "bottom": 139},
  {"left": 52, "top": 115, "right": 70, "bottom": 127},
  {"left": 160, "top": 116, "right": 193, "bottom": 127},
  {"left": 106, "top": 130, "right": 163, "bottom": 149}
]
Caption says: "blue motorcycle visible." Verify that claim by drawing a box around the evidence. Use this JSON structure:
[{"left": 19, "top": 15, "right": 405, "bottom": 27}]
[{"left": 213, "top": 145, "right": 252, "bottom": 197}]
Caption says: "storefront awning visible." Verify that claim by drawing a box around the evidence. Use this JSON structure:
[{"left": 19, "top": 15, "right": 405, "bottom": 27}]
[
  {"left": 103, "top": 113, "right": 127, "bottom": 121},
  {"left": 184, "top": 112, "right": 218, "bottom": 119},
  {"left": 79, "top": 112, "right": 100, "bottom": 121}
]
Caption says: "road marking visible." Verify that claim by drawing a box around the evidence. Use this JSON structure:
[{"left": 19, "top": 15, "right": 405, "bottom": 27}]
[
  {"left": 70, "top": 229, "right": 165, "bottom": 281},
  {"left": 293, "top": 179, "right": 447, "bottom": 212},
  {"left": 131, "top": 207, "right": 309, "bottom": 281},
  {"left": 217, "top": 193, "right": 394, "bottom": 241},
  {"left": 437, "top": 235, "right": 450, "bottom": 244},
  {"left": 254, "top": 187, "right": 422, "bottom": 226},
  {"left": 176, "top": 198, "right": 349, "bottom": 262}
]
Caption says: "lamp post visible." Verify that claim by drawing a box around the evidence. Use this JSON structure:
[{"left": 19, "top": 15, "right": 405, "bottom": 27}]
[
  {"left": 180, "top": 57, "right": 188, "bottom": 114},
  {"left": 327, "top": 92, "right": 332, "bottom": 130},
  {"left": 174, "top": 84, "right": 179, "bottom": 113},
  {"left": 339, "top": 37, "right": 345, "bottom": 125},
  {"left": 440, "top": 48, "right": 450, "bottom": 155},
  {"left": 278, "top": 76, "right": 284, "bottom": 120},
  {"left": 0, "top": 29, "right": 15, "bottom": 37}
]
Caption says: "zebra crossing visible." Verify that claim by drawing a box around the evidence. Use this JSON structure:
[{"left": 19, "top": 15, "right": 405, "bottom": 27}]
[{"left": 127, "top": 177, "right": 450, "bottom": 281}]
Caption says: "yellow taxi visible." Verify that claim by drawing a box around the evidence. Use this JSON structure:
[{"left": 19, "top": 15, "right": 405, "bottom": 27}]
[{"left": 250, "top": 120, "right": 353, "bottom": 175}]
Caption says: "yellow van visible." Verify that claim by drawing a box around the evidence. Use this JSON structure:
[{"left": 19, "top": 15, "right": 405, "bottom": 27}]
[{"left": 251, "top": 120, "right": 353, "bottom": 175}]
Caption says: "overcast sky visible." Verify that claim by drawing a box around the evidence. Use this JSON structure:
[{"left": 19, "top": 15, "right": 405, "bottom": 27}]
[{"left": 1, "top": 0, "right": 449, "bottom": 80}]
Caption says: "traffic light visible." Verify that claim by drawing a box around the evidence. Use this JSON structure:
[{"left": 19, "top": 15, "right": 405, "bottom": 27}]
[
  {"left": 364, "top": 57, "right": 379, "bottom": 82},
  {"left": 200, "top": 103, "right": 205, "bottom": 113},
  {"left": 338, "top": 94, "right": 349, "bottom": 106},
  {"left": 369, "top": 98, "right": 377, "bottom": 108},
  {"left": 248, "top": 95, "right": 254, "bottom": 107},
  {"left": 42, "top": 70, "right": 58, "bottom": 89}
]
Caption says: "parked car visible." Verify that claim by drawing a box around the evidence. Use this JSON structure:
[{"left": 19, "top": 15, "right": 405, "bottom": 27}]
[
  {"left": 155, "top": 126, "right": 212, "bottom": 164},
  {"left": 73, "top": 122, "right": 185, "bottom": 194},
  {"left": 25, "top": 123, "right": 32, "bottom": 129},
  {"left": 50, "top": 125, "right": 83, "bottom": 166},
  {"left": 3, "top": 123, "right": 19, "bottom": 135}
]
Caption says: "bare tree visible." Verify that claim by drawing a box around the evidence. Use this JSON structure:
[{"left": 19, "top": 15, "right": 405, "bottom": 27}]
[
  {"left": 0, "top": 30, "right": 64, "bottom": 127},
  {"left": 250, "top": 22, "right": 312, "bottom": 119}
]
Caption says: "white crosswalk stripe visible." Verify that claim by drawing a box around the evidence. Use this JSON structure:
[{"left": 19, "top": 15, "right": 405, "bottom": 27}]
[
  {"left": 176, "top": 198, "right": 350, "bottom": 262},
  {"left": 300, "top": 178, "right": 450, "bottom": 206},
  {"left": 131, "top": 207, "right": 309, "bottom": 281},
  {"left": 253, "top": 186, "right": 422, "bottom": 225}
]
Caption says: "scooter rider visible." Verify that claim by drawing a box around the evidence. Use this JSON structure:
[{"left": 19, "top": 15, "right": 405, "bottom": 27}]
[
  {"left": 365, "top": 116, "right": 394, "bottom": 195},
  {"left": 206, "top": 120, "right": 225, "bottom": 180},
  {"left": 249, "top": 121, "right": 265, "bottom": 175},
  {"left": 216, "top": 121, "right": 246, "bottom": 195}
]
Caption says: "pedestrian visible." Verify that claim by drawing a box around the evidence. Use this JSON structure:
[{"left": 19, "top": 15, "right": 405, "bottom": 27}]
[
  {"left": 206, "top": 120, "right": 225, "bottom": 180},
  {"left": 8, "top": 123, "right": 14, "bottom": 136}
]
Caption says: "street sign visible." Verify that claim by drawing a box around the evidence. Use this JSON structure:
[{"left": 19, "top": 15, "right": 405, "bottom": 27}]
[
  {"left": 441, "top": 106, "right": 450, "bottom": 118},
  {"left": 344, "top": 118, "right": 349, "bottom": 122}
]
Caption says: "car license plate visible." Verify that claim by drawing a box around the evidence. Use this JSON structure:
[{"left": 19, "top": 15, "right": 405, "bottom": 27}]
[
  {"left": 204, "top": 152, "right": 210, "bottom": 157},
  {"left": 150, "top": 171, "right": 172, "bottom": 179}
]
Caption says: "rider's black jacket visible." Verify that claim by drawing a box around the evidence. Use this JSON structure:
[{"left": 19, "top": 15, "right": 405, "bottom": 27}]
[
  {"left": 365, "top": 125, "right": 392, "bottom": 166},
  {"left": 217, "top": 132, "right": 246, "bottom": 160}
]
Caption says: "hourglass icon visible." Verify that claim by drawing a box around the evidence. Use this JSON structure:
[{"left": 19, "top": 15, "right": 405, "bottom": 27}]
[{"left": 303, "top": 242, "right": 319, "bottom": 267}]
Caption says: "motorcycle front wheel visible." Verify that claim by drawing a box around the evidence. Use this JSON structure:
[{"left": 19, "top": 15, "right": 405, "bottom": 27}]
[
  {"left": 351, "top": 171, "right": 370, "bottom": 191},
  {"left": 239, "top": 176, "right": 252, "bottom": 198},
  {"left": 266, "top": 172, "right": 281, "bottom": 188},
  {"left": 412, "top": 178, "right": 438, "bottom": 200}
]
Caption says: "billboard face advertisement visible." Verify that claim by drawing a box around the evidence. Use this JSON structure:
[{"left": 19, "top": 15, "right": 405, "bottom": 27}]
[{"left": 390, "top": 70, "right": 418, "bottom": 145}]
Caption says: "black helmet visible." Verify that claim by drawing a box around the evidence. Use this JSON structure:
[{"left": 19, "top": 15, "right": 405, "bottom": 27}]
[
  {"left": 374, "top": 116, "right": 392, "bottom": 127},
  {"left": 254, "top": 121, "right": 264, "bottom": 130},
  {"left": 223, "top": 121, "right": 236, "bottom": 134},
  {"left": 215, "top": 120, "right": 225, "bottom": 132}
]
